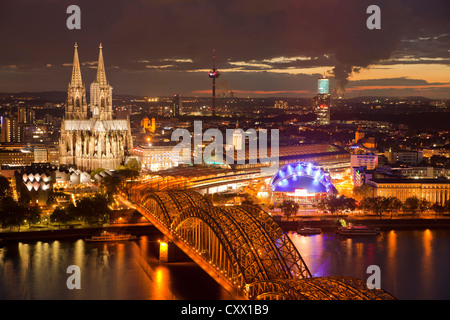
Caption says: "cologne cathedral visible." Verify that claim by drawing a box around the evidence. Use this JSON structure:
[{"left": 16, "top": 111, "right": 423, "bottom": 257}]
[{"left": 59, "top": 43, "right": 133, "bottom": 172}]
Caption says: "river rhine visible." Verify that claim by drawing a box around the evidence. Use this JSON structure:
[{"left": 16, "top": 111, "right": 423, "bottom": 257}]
[{"left": 1, "top": 229, "right": 449, "bottom": 300}]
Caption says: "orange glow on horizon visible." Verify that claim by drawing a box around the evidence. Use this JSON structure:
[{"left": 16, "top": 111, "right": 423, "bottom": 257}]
[{"left": 192, "top": 89, "right": 310, "bottom": 95}]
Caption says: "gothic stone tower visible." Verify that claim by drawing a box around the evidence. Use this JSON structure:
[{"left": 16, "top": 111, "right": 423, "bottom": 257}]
[
  {"left": 59, "top": 43, "right": 133, "bottom": 172},
  {"left": 90, "top": 44, "right": 113, "bottom": 121},
  {"left": 65, "top": 43, "right": 88, "bottom": 120}
]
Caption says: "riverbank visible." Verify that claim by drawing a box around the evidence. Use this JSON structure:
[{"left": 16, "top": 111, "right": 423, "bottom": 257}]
[
  {"left": 0, "top": 223, "right": 160, "bottom": 242},
  {"left": 2, "top": 216, "right": 450, "bottom": 242},
  {"left": 276, "top": 216, "right": 450, "bottom": 232}
]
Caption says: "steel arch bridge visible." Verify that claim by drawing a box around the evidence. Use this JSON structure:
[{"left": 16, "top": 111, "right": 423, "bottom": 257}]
[{"left": 135, "top": 190, "right": 395, "bottom": 300}]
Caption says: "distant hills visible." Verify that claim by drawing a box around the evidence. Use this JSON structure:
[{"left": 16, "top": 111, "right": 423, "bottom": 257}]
[
  {"left": 0, "top": 91, "right": 443, "bottom": 103},
  {"left": 0, "top": 91, "right": 67, "bottom": 102},
  {"left": 343, "top": 96, "right": 435, "bottom": 102}
]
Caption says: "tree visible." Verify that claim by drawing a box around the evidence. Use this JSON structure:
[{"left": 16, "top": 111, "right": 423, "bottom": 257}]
[
  {"left": 100, "top": 175, "right": 122, "bottom": 203},
  {"left": 278, "top": 200, "right": 299, "bottom": 220},
  {"left": 0, "top": 196, "right": 15, "bottom": 229},
  {"left": 318, "top": 195, "right": 357, "bottom": 215},
  {"left": 403, "top": 196, "right": 420, "bottom": 217},
  {"left": 125, "top": 158, "right": 142, "bottom": 172},
  {"left": 418, "top": 199, "right": 430, "bottom": 217},
  {"left": 0, "top": 196, "right": 26, "bottom": 230},
  {"left": 0, "top": 175, "right": 11, "bottom": 198},
  {"left": 18, "top": 190, "right": 32, "bottom": 205},
  {"left": 50, "top": 206, "right": 74, "bottom": 228},
  {"left": 341, "top": 196, "right": 357, "bottom": 212},
  {"left": 444, "top": 200, "right": 450, "bottom": 215},
  {"left": 90, "top": 168, "right": 105, "bottom": 180},
  {"left": 73, "top": 193, "right": 111, "bottom": 225},
  {"left": 385, "top": 197, "right": 402, "bottom": 219},
  {"left": 359, "top": 197, "right": 372, "bottom": 215},
  {"left": 353, "top": 184, "right": 373, "bottom": 201},
  {"left": 116, "top": 168, "right": 140, "bottom": 200},
  {"left": 359, "top": 196, "right": 388, "bottom": 218},
  {"left": 24, "top": 205, "right": 41, "bottom": 228},
  {"left": 431, "top": 202, "right": 445, "bottom": 220}
]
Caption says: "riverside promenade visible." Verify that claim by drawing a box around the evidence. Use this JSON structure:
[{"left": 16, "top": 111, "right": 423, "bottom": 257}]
[
  {"left": 275, "top": 214, "right": 450, "bottom": 232},
  {"left": 0, "top": 223, "right": 157, "bottom": 241},
  {"left": 2, "top": 213, "right": 450, "bottom": 241}
]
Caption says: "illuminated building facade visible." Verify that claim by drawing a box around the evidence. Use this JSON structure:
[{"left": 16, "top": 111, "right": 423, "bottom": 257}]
[
  {"left": 368, "top": 178, "right": 450, "bottom": 205},
  {"left": 385, "top": 150, "right": 423, "bottom": 166},
  {"left": 314, "top": 77, "right": 331, "bottom": 125},
  {"left": 34, "top": 146, "right": 48, "bottom": 163},
  {"left": 351, "top": 154, "right": 378, "bottom": 170},
  {"left": 0, "top": 149, "right": 34, "bottom": 166},
  {"left": 47, "top": 147, "right": 60, "bottom": 165},
  {"left": 274, "top": 100, "right": 288, "bottom": 109},
  {"left": 133, "top": 145, "right": 178, "bottom": 172},
  {"left": 354, "top": 125, "right": 365, "bottom": 142},
  {"left": 59, "top": 44, "right": 133, "bottom": 171},
  {"left": 14, "top": 164, "right": 55, "bottom": 204},
  {"left": 1, "top": 115, "right": 23, "bottom": 143},
  {"left": 141, "top": 116, "right": 156, "bottom": 133}
]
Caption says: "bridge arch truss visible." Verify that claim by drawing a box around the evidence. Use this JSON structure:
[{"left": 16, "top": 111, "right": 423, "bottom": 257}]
[{"left": 137, "top": 190, "right": 395, "bottom": 300}]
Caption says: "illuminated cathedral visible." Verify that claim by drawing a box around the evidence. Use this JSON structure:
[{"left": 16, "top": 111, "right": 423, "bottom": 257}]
[{"left": 59, "top": 43, "right": 133, "bottom": 171}]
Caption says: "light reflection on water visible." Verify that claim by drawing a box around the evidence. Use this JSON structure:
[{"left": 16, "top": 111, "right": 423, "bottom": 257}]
[
  {"left": 289, "top": 229, "right": 450, "bottom": 300},
  {"left": 0, "top": 236, "right": 233, "bottom": 300},
  {"left": 1, "top": 230, "right": 449, "bottom": 300}
]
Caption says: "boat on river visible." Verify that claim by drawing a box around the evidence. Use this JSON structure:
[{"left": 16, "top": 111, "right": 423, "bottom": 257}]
[
  {"left": 86, "top": 230, "right": 137, "bottom": 242},
  {"left": 337, "top": 225, "right": 380, "bottom": 236},
  {"left": 297, "top": 227, "right": 322, "bottom": 235},
  {"left": 337, "top": 219, "right": 379, "bottom": 236}
]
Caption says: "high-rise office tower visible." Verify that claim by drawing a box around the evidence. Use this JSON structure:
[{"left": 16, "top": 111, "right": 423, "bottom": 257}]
[
  {"left": 18, "top": 107, "right": 35, "bottom": 124},
  {"left": 18, "top": 107, "right": 26, "bottom": 124},
  {"left": 173, "top": 94, "right": 182, "bottom": 117},
  {"left": 26, "top": 109, "right": 35, "bottom": 124},
  {"left": 314, "top": 76, "right": 331, "bottom": 125},
  {"left": 0, "top": 115, "right": 22, "bottom": 143}
]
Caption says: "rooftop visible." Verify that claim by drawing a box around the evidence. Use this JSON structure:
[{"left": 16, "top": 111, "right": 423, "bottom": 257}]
[{"left": 370, "top": 178, "right": 450, "bottom": 184}]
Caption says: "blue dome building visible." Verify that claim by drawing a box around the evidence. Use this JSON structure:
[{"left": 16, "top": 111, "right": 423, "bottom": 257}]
[{"left": 269, "top": 162, "right": 337, "bottom": 205}]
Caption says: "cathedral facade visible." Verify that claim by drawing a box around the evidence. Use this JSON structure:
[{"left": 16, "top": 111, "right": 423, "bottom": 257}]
[{"left": 59, "top": 43, "right": 133, "bottom": 172}]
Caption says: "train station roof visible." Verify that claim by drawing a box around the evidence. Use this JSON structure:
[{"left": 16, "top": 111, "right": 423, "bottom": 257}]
[{"left": 148, "top": 166, "right": 238, "bottom": 180}]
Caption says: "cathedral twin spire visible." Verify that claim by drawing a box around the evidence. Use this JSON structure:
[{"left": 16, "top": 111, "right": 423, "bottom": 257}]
[
  {"left": 96, "top": 43, "right": 108, "bottom": 87},
  {"left": 70, "top": 42, "right": 107, "bottom": 87},
  {"left": 71, "top": 43, "right": 83, "bottom": 87},
  {"left": 67, "top": 43, "right": 112, "bottom": 120}
]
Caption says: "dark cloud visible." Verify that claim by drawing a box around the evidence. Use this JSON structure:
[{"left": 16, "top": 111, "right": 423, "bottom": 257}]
[{"left": 0, "top": 0, "right": 449, "bottom": 96}]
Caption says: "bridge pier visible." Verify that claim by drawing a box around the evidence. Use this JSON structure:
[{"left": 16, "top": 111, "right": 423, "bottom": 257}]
[
  {"left": 159, "top": 240, "right": 169, "bottom": 262},
  {"left": 158, "top": 239, "right": 190, "bottom": 263}
]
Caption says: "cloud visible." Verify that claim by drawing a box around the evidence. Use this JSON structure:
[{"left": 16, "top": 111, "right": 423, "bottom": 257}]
[
  {"left": 0, "top": 0, "right": 449, "bottom": 96},
  {"left": 145, "top": 64, "right": 174, "bottom": 69}
]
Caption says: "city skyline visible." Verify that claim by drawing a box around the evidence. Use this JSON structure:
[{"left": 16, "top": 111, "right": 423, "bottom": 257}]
[
  {"left": 2, "top": 0, "right": 450, "bottom": 306},
  {"left": 0, "top": 0, "right": 449, "bottom": 99}
]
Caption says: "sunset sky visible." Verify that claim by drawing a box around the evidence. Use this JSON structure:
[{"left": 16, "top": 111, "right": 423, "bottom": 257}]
[{"left": 0, "top": 0, "right": 449, "bottom": 98}]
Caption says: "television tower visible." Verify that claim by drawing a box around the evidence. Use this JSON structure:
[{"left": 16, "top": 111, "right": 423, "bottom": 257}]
[{"left": 208, "top": 50, "right": 220, "bottom": 117}]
